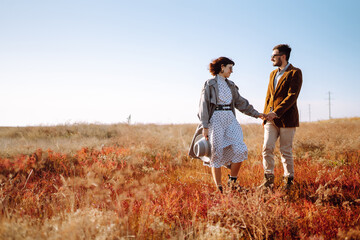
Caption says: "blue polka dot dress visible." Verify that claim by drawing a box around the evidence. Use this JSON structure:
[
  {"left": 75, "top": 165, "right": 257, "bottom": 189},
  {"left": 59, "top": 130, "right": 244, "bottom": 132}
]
[{"left": 207, "top": 75, "right": 248, "bottom": 168}]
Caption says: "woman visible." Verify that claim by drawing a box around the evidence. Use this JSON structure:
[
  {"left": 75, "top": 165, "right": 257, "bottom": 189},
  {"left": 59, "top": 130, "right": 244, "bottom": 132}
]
[{"left": 189, "top": 57, "right": 265, "bottom": 193}]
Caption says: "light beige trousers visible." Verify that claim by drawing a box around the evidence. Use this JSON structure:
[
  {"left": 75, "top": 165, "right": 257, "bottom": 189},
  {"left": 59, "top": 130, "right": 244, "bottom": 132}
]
[{"left": 262, "top": 121, "right": 296, "bottom": 178}]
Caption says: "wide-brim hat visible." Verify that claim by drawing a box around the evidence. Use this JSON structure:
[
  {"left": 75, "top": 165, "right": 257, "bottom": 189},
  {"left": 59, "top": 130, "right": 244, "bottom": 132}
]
[{"left": 193, "top": 135, "right": 211, "bottom": 163}]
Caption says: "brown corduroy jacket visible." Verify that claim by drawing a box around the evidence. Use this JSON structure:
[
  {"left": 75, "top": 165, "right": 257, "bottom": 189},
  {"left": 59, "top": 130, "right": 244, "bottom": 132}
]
[{"left": 263, "top": 64, "right": 303, "bottom": 128}]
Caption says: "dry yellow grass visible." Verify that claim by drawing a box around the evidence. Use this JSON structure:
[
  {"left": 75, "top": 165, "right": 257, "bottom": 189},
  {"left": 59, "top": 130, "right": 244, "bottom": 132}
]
[
  {"left": 0, "top": 118, "right": 359, "bottom": 239},
  {"left": 2, "top": 118, "right": 358, "bottom": 161}
]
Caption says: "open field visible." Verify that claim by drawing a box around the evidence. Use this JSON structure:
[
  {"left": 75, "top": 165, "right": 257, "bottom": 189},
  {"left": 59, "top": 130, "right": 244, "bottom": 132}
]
[{"left": 0, "top": 118, "right": 360, "bottom": 239}]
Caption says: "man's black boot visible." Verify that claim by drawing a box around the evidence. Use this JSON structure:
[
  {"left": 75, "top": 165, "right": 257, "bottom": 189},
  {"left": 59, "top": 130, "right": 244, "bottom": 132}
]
[
  {"left": 258, "top": 173, "right": 275, "bottom": 190},
  {"left": 283, "top": 176, "right": 294, "bottom": 191}
]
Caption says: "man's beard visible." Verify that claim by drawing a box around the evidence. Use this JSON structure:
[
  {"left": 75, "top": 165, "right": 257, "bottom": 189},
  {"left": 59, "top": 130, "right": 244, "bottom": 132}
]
[{"left": 273, "top": 59, "right": 282, "bottom": 67}]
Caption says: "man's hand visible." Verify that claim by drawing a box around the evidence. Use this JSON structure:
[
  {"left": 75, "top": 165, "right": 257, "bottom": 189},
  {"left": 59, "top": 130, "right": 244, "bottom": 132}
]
[
  {"left": 202, "top": 128, "right": 209, "bottom": 140},
  {"left": 266, "top": 112, "right": 277, "bottom": 121}
]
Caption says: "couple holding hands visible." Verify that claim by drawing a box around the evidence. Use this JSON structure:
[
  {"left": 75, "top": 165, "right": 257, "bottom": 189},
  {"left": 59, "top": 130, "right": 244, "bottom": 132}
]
[{"left": 189, "top": 44, "right": 303, "bottom": 193}]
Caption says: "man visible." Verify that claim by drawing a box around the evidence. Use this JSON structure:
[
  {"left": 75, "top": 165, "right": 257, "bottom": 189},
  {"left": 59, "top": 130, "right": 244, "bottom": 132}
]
[{"left": 260, "top": 44, "right": 302, "bottom": 190}]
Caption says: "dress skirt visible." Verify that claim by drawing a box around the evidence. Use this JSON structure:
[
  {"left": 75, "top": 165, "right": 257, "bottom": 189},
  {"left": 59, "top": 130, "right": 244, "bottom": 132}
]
[{"left": 207, "top": 111, "right": 248, "bottom": 168}]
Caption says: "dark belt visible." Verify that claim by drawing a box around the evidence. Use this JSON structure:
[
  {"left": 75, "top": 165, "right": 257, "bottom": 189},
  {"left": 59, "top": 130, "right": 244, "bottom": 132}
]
[{"left": 215, "top": 104, "right": 232, "bottom": 111}]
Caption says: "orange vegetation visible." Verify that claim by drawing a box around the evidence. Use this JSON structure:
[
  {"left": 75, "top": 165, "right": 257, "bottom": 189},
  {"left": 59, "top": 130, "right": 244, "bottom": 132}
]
[{"left": 0, "top": 118, "right": 360, "bottom": 239}]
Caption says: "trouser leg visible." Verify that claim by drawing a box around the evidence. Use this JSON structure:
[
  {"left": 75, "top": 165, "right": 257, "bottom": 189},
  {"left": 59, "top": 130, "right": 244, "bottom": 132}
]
[
  {"left": 279, "top": 127, "right": 296, "bottom": 178},
  {"left": 262, "top": 122, "right": 279, "bottom": 175}
]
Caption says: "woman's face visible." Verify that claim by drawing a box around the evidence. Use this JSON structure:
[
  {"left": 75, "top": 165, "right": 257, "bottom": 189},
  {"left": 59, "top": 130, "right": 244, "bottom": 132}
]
[{"left": 220, "top": 64, "right": 233, "bottom": 78}]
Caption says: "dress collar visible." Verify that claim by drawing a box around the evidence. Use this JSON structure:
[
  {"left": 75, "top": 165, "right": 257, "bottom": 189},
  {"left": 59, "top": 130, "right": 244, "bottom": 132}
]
[{"left": 216, "top": 74, "right": 226, "bottom": 81}]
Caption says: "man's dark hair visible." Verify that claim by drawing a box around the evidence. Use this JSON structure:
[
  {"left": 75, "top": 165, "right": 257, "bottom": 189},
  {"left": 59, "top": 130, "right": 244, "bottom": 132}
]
[{"left": 273, "top": 44, "right": 291, "bottom": 61}]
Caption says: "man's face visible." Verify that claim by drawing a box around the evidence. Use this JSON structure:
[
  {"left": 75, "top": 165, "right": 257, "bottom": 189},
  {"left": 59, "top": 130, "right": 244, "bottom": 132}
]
[{"left": 271, "top": 49, "right": 283, "bottom": 67}]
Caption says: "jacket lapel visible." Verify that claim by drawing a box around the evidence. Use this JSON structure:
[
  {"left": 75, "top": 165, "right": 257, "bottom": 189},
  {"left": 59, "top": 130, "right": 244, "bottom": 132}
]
[
  {"left": 274, "top": 64, "right": 294, "bottom": 94},
  {"left": 270, "top": 71, "right": 276, "bottom": 94},
  {"left": 208, "top": 77, "right": 218, "bottom": 104}
]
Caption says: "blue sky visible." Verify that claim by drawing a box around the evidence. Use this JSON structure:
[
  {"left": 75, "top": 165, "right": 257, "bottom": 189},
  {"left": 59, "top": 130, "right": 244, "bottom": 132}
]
[{"left": 1, "top": 0, "right": 359, "bottom": 126}]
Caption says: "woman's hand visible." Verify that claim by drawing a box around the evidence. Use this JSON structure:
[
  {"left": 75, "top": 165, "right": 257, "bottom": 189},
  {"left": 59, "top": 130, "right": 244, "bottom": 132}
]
[
  {"left": 258, "top": 113, "right": 267, "bottom": 120},
  {"left": 202, "top": 128, "right": 209, "bottom": 140},
  {"left": 266, "top": 112, "right": 277, "bottom": 121}
]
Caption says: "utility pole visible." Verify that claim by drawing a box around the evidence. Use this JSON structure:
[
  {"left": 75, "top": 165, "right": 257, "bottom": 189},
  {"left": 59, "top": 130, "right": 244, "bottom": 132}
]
[
  {"left": 328, "top": 91, "right": 332, "bottom": 119},
  {"left": 308, "top": 104, "right": 311, "bottom": 122}
]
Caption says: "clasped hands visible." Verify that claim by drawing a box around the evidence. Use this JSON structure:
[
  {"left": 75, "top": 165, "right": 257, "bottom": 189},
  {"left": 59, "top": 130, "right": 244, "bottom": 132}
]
[
  {"left": 202, "top": 112, "right": 277, "bottom": 140},
  {"left": 258, "top": 112, "right": 277, "bottom": 121}
]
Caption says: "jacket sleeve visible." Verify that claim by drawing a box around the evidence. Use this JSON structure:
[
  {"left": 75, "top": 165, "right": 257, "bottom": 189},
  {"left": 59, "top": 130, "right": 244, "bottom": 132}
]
[
  {"left": 234, "top": 85, "right": 260, "bottom": 118},
  {"left": 273, "top": 69, "right": 302, "bottom": 117},
  {"left": 197, "top": 82, "right": 210, "bottom": 128}
]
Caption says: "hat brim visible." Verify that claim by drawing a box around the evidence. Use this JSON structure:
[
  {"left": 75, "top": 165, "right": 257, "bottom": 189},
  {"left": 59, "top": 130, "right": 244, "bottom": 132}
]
[
  {"left": 199, "top": 155, "right": 211, "bottom": 163},
  {"left": 194, "top": 135, "right": 211, "bottom": 163}
]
